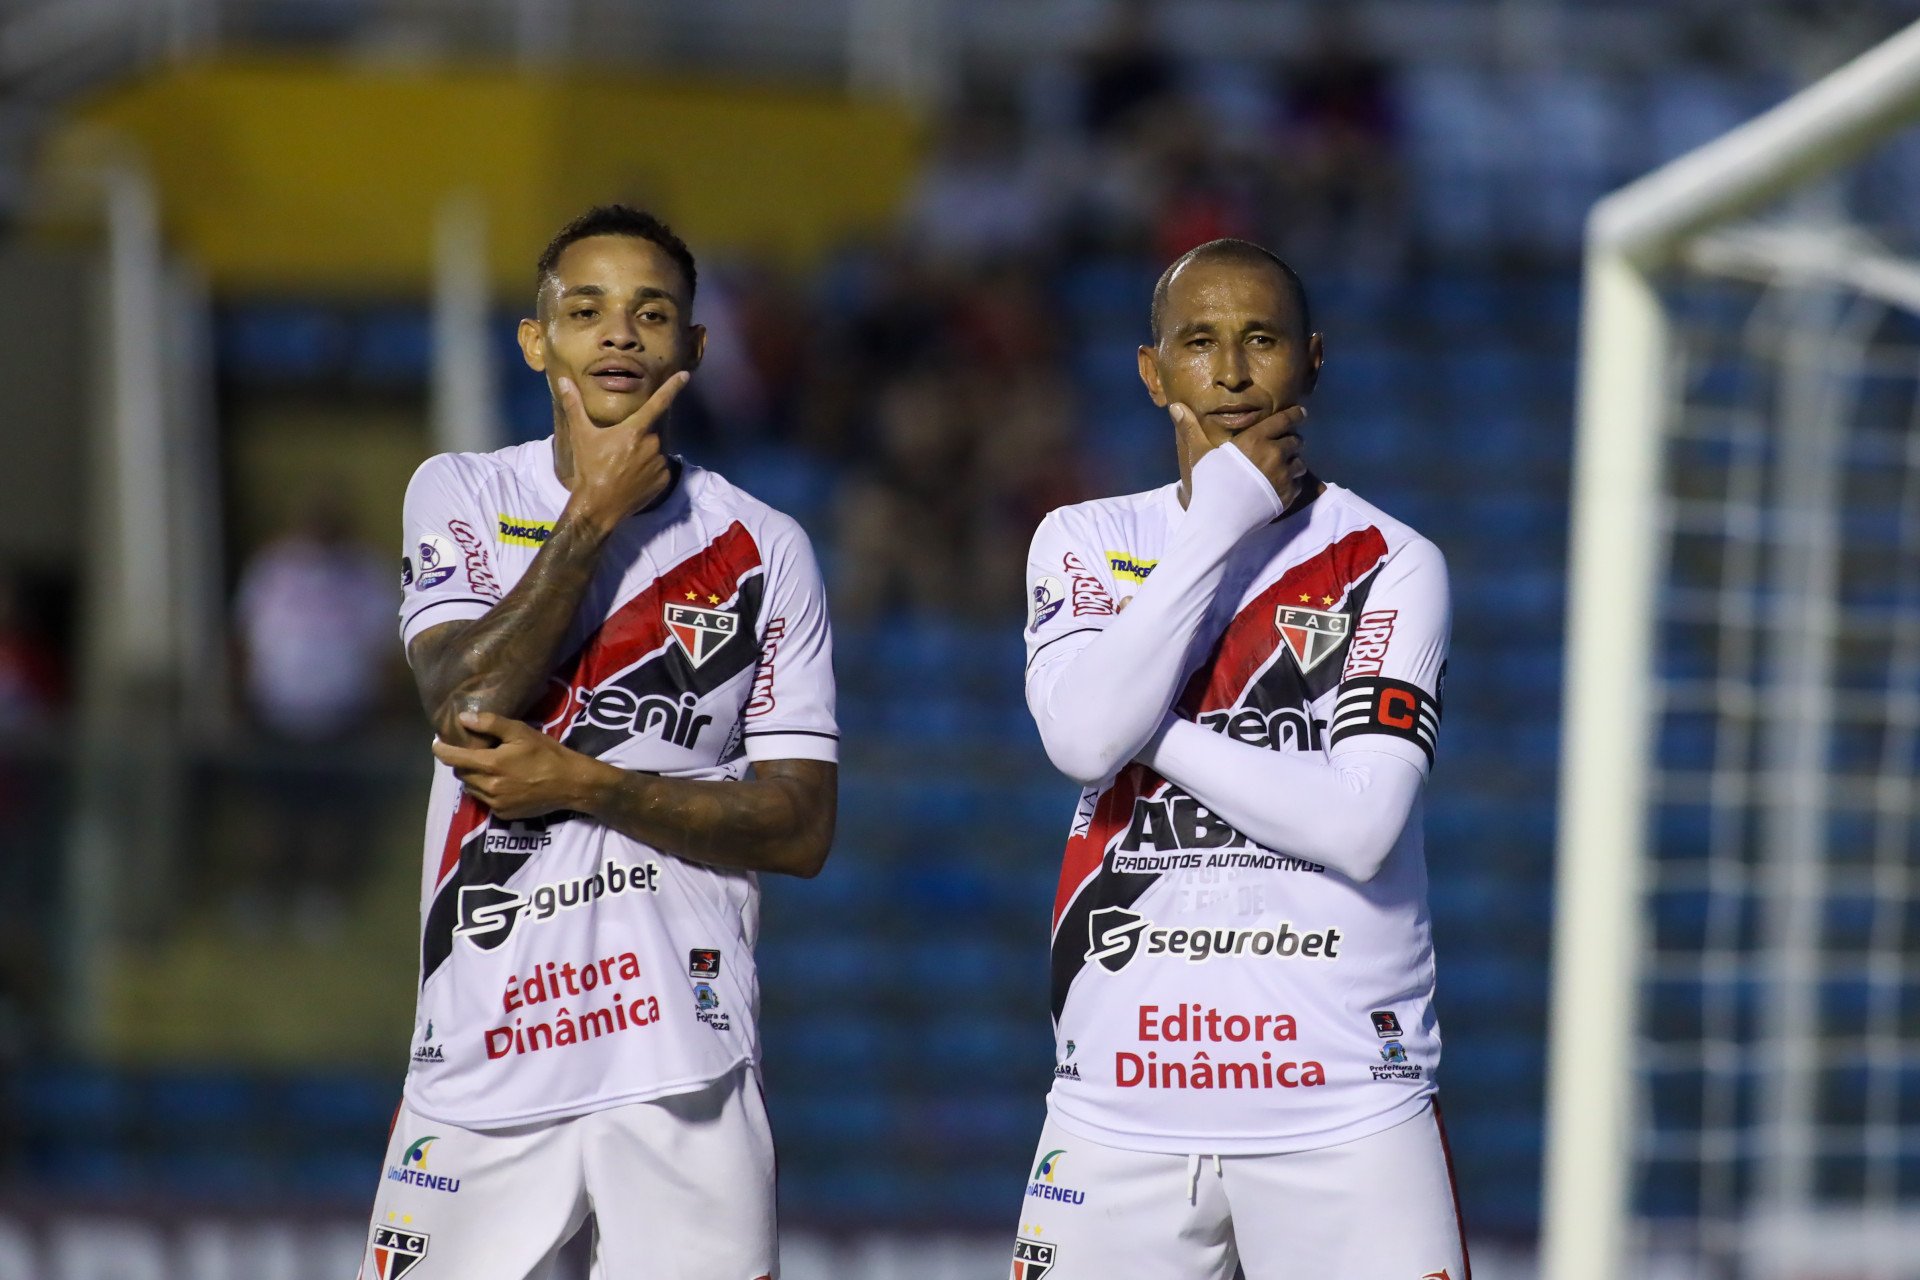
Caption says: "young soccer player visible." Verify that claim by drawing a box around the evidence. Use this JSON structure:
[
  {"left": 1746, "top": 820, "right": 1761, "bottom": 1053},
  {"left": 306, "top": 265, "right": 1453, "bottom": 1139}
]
[
  {"left": 1011, "top": 240, "right": 1465, "bottom": 1279},
  {"left": 359, "top": 205, "right": 836, "bottom": 1280}
]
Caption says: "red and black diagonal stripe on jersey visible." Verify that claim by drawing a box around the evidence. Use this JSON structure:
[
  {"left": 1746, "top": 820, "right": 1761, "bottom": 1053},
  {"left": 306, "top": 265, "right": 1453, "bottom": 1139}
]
[
  {"left": 419, "top": 521, "right": 765, "bottom": 988},
  {"left": 1174, "top": 525, "right": 1390, "bottom": 719},
  {"left": 1044, "top": 524, "right": 1391, "bottom": 1021}
]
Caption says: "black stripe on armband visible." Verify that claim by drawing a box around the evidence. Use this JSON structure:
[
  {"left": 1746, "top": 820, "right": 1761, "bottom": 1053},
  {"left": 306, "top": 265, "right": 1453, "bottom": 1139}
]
[
  {"left": 741, "top": 729, "right": 840, "bottom": 741},
  {"left": 1329, "top": 677, "right": 1440, "bottom": 765}
]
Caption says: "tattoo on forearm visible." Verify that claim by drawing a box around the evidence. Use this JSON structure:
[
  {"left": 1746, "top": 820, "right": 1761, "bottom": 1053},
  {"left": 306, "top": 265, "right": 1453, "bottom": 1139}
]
[
  {"left": 588, "top": 762, "right": 836, "bottom": 878},
  {"left": 412, "top": 514, "right": 610, "bottom": 744}
]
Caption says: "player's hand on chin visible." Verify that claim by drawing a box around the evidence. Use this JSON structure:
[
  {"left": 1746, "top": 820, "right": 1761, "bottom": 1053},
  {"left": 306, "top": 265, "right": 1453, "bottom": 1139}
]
[
  {"left": 431, "top": 711, "right": 587, "bottom": 821},
  {"left": 1223, "top": 403, "right": 1308, "bottom": 505},
  {"left": 557, "top": 371, "right": 689, "bottom": 533}
]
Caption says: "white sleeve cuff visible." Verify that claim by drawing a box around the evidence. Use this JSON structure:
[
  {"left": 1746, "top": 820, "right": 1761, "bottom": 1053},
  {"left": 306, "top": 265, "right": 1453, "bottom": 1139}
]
[
  {"left": 400, "top": 596, "right": 495, "bottom": 657},
  {"left": 742, "top": 729, "right": 840, "bottom": 764}
]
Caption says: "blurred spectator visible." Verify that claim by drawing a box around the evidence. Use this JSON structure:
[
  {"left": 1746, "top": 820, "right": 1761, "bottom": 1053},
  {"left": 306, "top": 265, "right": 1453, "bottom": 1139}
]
[
  {"left": 904, "top": 95, "right": 1055, "bottom": 266},
  {"left": 0, "top": 572, "right": 63, "bottom": 732},
  {"left": 234, "top": 493, "right": 392, "bottom": 741},
  {"left": 1079, "top": 0, "right": 1179, "bottom": 141},
  {"left": 1270, "top": 17, "right": 1409, "bottom": 273},
  {"left": 229, "top": 494, "right": 396, "bottom": 932}
]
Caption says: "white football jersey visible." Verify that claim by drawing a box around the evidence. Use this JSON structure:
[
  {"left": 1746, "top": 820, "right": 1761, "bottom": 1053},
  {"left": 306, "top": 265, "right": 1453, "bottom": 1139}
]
[
  {"left": 396, "top": 441, "right": 836, "bottom": 1130},
  {"left": 1026, "top": 477, "right": 1449, "bottom": 1154}
]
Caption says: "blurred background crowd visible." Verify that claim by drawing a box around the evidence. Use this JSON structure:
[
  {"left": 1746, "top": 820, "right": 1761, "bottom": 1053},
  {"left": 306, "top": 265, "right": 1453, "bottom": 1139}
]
[{"left": 2, "top": 0, "right": 1919, "bottom": 1275}]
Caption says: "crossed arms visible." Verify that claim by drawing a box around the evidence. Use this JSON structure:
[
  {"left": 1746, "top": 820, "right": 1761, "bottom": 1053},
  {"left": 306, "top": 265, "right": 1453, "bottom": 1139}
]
[
  {"left": 1024, "top": 443, "right": 1432, "bottom": 884},
  {"left": 406, "top": 375, "right": 833, "bottom": 879}
]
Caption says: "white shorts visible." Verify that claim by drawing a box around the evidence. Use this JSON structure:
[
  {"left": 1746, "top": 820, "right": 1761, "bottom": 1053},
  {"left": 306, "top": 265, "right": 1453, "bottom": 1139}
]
[
  {"left": 358, "top": 1065, "right": 776, "bottom": 1280},
  {"left": 1009, "top": 1100, "right": 1468, "bottom": 1280}
]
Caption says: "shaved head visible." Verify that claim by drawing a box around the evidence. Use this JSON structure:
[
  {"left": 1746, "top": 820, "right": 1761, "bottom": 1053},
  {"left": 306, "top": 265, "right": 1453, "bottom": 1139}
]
[{"left": 1150, "top": 239, "right": 1312, "bottom": 344}]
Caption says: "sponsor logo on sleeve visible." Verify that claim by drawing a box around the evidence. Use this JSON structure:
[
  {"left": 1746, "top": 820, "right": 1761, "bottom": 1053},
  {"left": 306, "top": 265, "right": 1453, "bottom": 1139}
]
[
  {"left": 1371, "top": 1010, "right": 1404, "bottom": 1039},
  {"left": 447, "top": 519, "right": 503, "bottom": 600},
  {"left": 1105, "top": 551, "right": 1157, "bottom": 585},
  {"left": 1275, "top": 603, "right": 1349, "bottom": 673},
  {"left": 496, "top": 513, "right": 555, "bottom": 546},
  {"left": 414, "top": 533, "right": 458, "bottom": 589},
  {"left": 1053, "top": 1039, "right": 1081, "bottom": 1082},
  {"left": 369, "top": 1225, "right": 430, "bottom": 1278},
  {"left": 1060, "top": 553, "right": 1116, "bottom": 617},
  {"left": 400, "top": 555, "right": 415, "bottom": 588},
  {"left": 1330, "top": 676, "right": 1441, "bottom": 764},
  {"left": 1029, "top": 575, "right": 1066, "bottom": 631},
  {"left": 689, "top": 948, "right": 721, "bottom": 979},
  {"left": 1342, "top": 608, "right": 1398, "bottom": 679},
  {"left": 664, "top": 600, "right": 738, "bottom": 666},
  {"left": 1011, "top": 1238, "right": 1057, "bottom": 1280}
]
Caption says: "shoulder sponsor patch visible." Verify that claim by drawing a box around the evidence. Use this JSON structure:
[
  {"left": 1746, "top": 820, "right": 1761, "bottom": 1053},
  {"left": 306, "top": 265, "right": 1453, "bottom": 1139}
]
[
  {"left": 1275, "top": 604, "right": 1349, "bottom": 673},
  {"left": 1330, "top": 676, "right": 1440, "bottom": 764},
  {"left": 497, "top": 513, "right": 554, "bottom": 547},
  {"left": 1029, "top": 575, "right": 1066, "bottom": 631},
  {"left": 414, "top": 533, "right": 458, "bottom": 589},
  {"left": 1105, "top": 550, "right": 1157, "bottom": 585}
]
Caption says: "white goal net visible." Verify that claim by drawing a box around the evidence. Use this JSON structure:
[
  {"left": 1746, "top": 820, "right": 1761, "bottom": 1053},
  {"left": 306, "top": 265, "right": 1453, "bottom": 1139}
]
[{"left": 1546, "top": 20, "right": 1920, "bottom": 1280}]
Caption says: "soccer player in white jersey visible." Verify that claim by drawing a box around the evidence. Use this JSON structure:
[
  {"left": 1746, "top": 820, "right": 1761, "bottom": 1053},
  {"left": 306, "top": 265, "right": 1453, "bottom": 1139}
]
[
  {"left": 356, "top": 205, "right": 836, "bottom": 1280},
  {"left": 1010, "top": 240, "right": 1466, "bottom": 1280}
]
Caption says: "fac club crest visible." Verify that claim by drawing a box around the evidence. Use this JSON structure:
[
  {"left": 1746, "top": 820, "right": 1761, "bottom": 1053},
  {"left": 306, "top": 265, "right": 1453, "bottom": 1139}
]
[
  {"left": 664, "top": 602, "right": 738, "bottom": 666},
  {"left": 1275, "top": 604, "right": 1349, "bottom": 673},
  {"left": 368, "top": 1226, "right": 429, "bottom": 1279},
  {"left": 1011, "top": 1238, "right": 1057, "bottom": 1280}
]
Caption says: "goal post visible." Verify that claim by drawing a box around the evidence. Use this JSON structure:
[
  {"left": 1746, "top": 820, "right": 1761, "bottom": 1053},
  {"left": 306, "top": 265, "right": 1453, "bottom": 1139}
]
[{"left": 1544, "top": 20, "right": 1920, "bottom": 1280}]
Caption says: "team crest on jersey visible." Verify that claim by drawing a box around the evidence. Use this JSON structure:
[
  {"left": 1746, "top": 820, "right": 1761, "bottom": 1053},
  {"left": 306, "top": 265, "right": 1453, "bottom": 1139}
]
[
  {"left": 368, "top": 1226, "right": 429, "bottom": 1279},
  {"left": 1275, "top": 604, "right": 1349, "bottom": 673},
  {"left": 1011, "top": 1238, "right": 1056, "bottom": 1280},
  {"left": 664, "top": 602, "right": 738, "bottom": 666}
]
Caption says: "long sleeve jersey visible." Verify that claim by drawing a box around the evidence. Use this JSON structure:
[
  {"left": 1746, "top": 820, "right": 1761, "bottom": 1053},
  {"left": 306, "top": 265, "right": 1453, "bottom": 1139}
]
[{"left": 1025, "top": 444, "right": 1450, "bottom": 1154}]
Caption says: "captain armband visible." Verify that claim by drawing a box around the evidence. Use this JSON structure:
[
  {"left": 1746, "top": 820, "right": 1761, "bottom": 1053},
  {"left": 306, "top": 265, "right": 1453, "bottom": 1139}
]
[{"left": 1328, "top": 677, "right": 1441, "bottom": 766}]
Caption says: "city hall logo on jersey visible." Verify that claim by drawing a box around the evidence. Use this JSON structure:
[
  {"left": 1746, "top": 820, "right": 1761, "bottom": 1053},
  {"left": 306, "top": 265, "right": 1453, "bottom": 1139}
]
[
  {"left": 1011, "top": 1238, "right": 1057, "bottom": 1280},
  {"left": 664, "top": 602, "right": 738, "bottom": 666},
  {"left": 369, "top": 1226, "right": 429, "bottom": 1278},
  {"left": 1275, "top": 604, "right": 1348, "bottom": 673}
]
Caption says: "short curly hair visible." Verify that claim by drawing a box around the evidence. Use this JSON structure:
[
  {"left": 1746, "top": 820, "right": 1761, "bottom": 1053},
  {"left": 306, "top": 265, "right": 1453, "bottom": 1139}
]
[{"left": 535, "top": 204, "right": 697, "bottom": 306}]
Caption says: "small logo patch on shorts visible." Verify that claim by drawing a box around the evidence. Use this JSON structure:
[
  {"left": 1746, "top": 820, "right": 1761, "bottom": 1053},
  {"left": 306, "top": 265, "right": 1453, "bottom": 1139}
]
[
  {"left": 369, "top": 1226, "right": 429, "bottom": 1278},
  {"left": 1011, "top": 1237, "right": 1056, "bottom": 1280}
]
